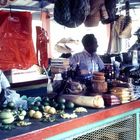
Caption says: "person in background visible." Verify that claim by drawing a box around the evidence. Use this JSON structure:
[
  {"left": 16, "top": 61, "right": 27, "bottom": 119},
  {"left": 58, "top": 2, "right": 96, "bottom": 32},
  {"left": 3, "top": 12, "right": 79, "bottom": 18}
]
[
  {"left": 0, "top": 70, "right": 10, "bottom": 108},
  {"left": 70, "top": 34, "right": 104, "bottom": 75}
]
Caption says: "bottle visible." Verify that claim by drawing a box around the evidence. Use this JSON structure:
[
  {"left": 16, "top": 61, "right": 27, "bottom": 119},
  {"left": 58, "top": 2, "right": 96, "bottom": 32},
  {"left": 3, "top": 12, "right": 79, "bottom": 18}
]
[
  {"left": 132, "top": 50, "right": 138, "bottom": 66},
  {"left": 47, "top": 77, "right": 53, "bottom": 94},
  {"left": 69, "top": 65, "right": 75, "bottom": 80},
  {"left": 62, "top": 68, "right": 68, "bottom": 80},
  {"left": 75, "top": 62, "right": 80, "bottom": 77},
  {"left": 53, "top": 73, "right": 63, "bottom": 81}
]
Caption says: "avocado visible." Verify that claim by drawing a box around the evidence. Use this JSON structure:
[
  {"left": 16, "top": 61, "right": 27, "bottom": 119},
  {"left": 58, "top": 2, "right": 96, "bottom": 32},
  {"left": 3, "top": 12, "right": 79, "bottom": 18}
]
[
  {"left": 56, "top": 97, "right": 66, "bottom": 104},
  {"left": 42, "top": 97, "right": 50, "bottom": 102},
  {"left": 43, "top": 102, "right": 50, "bottom": 106},
  {"left": 57, "top": 103, "right": 65, "bottom": 110},
  {"left": 34, "top": 101, "right": 41, "bottom": 107},
  {"left": 39, "top": 105, "right": 45, "bottom": 112},
  {"left": 31, "top": 106, "right": 39, "bottom": 111},
  {"left": 65, "top": 101, "right": 75, "bottom": 109},
  {"left": 7, "top": 102, "right": 16, "bottom": 110}
]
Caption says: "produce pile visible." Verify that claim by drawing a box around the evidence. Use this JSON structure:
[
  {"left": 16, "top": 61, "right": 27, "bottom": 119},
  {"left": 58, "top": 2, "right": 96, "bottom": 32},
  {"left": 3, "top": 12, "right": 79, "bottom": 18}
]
[
  {"left": 0, "top": 76, "right": 137, "bottom": 131},
  {"left": 0, "top": 95, "right": 89, "bottom": 130}
]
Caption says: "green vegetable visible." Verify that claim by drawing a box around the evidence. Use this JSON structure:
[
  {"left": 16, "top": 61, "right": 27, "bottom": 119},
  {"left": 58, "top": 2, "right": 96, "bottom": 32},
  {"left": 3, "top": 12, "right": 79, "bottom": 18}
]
[
  {"left": 57, "top": 103, "right": 65, "bottom": 110},
  {"left": 0, "top": 111, "right": 14, "bottom": 119},
  {"left": 56, "top": 97, "right": 66, "bottom": 104},
  {"left": 1, "top": 116, "right": 15, "bottom": 124},
  {"left": 21, "top": 95, "right": 28, "bottom": 100},
  {"left": 31, "top": 106, "right": 39, "bottom": 111},
  {"left": 18, "top": 115, "right": 25, "bottom": 121},
  {"left": 43, "top": 102, "right": 50, "bottom": 106},
  {"left": 0, "top": 124, "right": 15, "bottom": 130},
  {"left": 65, "top": 101, "right": 75, "bottom": 109},
  {"left": 7, "top": 102, "right": 16, "bottom": 110},
  {"left": 39, "top": 105, "right": 44, "bottom": 111},
  {"left": 16, "top": 121, "right": 32, "bottom": 126},
  {"left": 18, "top": 107, "right": 23, "bottom": 112},
  {"left": 34, "top": 101, "right": 41, "bottom": 107},
  {"left": 43, "top": 97, "right": 50, "bottom": 102},
  {"left": 20, "top": 110, "right": 27, "bottom": 116},
  {"left": 50, "top": 101, "right": 58, "bottom": 108}
]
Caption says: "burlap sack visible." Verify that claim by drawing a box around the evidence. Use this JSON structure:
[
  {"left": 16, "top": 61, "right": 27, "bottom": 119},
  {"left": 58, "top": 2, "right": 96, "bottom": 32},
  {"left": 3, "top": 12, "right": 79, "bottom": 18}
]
[
  {"left": 84, "top": 0, "right": 104, "bottom": 27},
  {"left": 84, "top": 10, "right": 100, "bottom": 27},
  {"left": 115, "top": 15, "right": 132, "bottom": 39}
]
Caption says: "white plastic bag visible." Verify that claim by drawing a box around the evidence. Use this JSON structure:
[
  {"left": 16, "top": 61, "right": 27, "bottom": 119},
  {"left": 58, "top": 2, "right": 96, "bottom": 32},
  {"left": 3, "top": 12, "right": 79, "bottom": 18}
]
[{"left": 4, "top": 89, "right": 27, "bottom": 110}]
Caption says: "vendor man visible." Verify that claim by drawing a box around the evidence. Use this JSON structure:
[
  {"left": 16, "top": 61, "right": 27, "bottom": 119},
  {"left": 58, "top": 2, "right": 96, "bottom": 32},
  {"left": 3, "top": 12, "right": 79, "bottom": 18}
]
[{"left": 70, "top": 34, "right": 104, "bottom": 74}]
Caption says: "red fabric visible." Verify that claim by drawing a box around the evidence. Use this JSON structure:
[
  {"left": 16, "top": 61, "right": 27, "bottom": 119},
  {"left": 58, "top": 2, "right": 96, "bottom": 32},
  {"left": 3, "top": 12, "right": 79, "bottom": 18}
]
[
  {"left": 36, "top": 26, "right": 49, "bottom": 68},
  {"left": 0, "top": 11, "right": 37, "bottom": 70}
]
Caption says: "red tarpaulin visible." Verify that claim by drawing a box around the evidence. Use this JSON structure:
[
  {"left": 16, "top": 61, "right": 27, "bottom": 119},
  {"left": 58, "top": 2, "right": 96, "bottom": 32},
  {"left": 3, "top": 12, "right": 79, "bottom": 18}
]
[{"left": 0, "top": 11, "right": 37, "bottom": 70}]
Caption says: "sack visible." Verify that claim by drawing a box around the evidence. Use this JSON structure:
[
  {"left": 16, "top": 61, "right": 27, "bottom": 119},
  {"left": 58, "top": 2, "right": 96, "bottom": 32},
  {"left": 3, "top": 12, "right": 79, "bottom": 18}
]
[
  {"left": 100, "top": 0, "right": 117, "bottom": 24},
  {"left": 115, "top": 1, "right": 132, "bottom": 38},
  {"left": 54, "top": 0, "right": 90, "bottom": 28},
  {"left": 115, "top": 15, "right": 132, "bottom": 38},
  {"left": 84, "top": 11, "right": 100, "bottom": 27},
  {"left": 84, "top": 0, "right": 104, "bottom": 27},
  {"left": 61, "top": 94, "right": 105, "bottom": 108}
]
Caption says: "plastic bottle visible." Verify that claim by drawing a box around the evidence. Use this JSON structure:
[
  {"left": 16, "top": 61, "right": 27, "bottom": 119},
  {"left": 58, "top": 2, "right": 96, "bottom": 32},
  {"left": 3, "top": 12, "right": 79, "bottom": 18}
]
[
  {"left": 132, "top": 50, "right": 138, "bottom": 66},
  {"left": 75, "top": 62, "right": 80, "bottom": 77},
  {"left": 47, "top": 77, "right": 53, "bottom": 94}
]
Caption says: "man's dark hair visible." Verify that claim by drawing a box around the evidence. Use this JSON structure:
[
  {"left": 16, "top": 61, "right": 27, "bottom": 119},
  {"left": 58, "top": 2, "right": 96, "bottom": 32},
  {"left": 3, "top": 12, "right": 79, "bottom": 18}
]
[{"left": 82, "top": 34, "right": 97, "bottom": 47}]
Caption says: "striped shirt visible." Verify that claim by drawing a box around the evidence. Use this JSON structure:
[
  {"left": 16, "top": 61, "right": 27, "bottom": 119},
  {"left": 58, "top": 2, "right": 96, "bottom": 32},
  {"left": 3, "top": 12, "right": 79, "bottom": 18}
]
[{"left": 70, "top": 50, "right": 104, "bottom": 74}]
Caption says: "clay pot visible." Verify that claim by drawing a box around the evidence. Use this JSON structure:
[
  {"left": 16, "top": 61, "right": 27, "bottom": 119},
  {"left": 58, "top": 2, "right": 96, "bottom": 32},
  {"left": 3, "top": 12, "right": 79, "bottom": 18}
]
[{"left": 92, "top": 80, "right": 108, "bottom": 93}]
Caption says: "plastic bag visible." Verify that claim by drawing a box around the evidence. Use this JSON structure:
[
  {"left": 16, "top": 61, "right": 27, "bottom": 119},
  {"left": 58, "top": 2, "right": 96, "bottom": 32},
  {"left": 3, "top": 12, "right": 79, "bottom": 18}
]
[
  {"left": 0, "top": 11, "right": 37, "bottom": 70},
  {"left": 4, "top": 89, "right": 27, "bottom": 110},
  {"left": 54, "top": 0, "right": 90, "bottom": 28},
  {"left": 101, "top": 0, "right": 117, "bottom": 24}
]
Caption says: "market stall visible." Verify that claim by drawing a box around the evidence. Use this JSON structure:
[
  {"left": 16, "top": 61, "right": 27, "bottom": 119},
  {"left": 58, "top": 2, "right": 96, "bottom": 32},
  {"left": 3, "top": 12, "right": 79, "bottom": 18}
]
[
  {"left": 0, "top": 99, "right": 139, "bottom": 140},
  {"left": 0, "top": 1, "right": 140, "bottom": 140}
]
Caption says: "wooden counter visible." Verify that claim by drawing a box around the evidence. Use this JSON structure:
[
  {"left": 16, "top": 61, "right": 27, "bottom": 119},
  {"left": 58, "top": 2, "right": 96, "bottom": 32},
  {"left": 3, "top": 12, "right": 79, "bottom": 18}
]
[{"left": 1, "top": 100, "right": 140, "bottom": 140}]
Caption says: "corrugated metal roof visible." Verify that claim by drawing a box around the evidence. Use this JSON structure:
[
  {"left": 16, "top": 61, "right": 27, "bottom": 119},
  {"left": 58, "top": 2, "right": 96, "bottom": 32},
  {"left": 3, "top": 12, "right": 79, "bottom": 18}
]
[
  {"left": 0, "top": 0, "right": 54, "bottom": 11},
  {"left": 1, "top": 0, "right": 140, "bottom": 10},
  {"left": 0, "top": 0, "right": 140, "bottom": 13}
]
